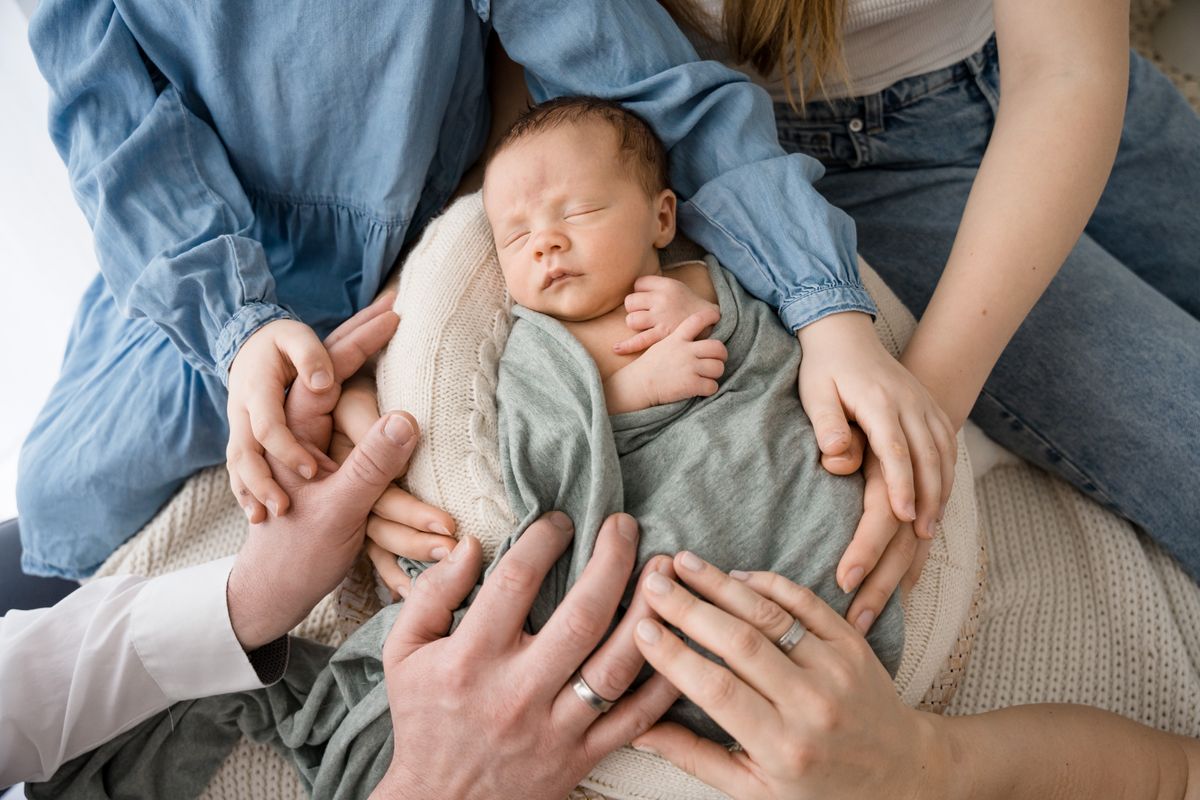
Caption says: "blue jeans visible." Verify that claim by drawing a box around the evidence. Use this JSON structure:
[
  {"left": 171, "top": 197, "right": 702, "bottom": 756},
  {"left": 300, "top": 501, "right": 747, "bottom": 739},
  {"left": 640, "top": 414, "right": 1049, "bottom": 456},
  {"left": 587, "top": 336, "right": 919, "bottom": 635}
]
[{"left": 775, "top": 37, "right": 1200, "bottom": 583}]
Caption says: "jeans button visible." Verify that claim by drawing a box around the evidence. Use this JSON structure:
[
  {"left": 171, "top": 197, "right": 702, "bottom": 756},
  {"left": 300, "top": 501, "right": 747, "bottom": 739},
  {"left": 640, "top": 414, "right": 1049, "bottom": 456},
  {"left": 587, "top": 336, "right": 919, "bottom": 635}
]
[{"left": 848, "top": 118, "right": 864, "bottom": 133}]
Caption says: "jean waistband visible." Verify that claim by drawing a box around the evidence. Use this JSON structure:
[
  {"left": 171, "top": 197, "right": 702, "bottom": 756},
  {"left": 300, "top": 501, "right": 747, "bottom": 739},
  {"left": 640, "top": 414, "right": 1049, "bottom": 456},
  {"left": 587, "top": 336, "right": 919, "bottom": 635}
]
[{"left": 776, "top": 33, "right": 997, "bottom": 130}]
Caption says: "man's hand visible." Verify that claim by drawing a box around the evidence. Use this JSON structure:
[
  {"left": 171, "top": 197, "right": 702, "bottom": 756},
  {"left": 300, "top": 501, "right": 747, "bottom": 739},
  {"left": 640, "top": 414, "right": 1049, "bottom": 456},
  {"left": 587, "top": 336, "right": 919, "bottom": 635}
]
[
  {"left": 370, "top": 513, "right": 680, "bottom": 800},
  {"left": 226, "top": 318, "right": 337, "bottom": 523},
  {"left": 613, "top": 274, "right": 719, "bottom": 355},
  {"left": 226, "top": 295, "right": 408, "bottom": 650}
]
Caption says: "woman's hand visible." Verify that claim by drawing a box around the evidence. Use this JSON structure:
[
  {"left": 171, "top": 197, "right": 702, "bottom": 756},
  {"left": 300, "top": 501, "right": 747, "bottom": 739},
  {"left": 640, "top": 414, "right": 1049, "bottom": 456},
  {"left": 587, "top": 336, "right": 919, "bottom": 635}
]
[
  {"left": 369, "top": 512, "right": 681, "bottom": 800},
  {"left": 631, "top": 552, "right": 946, "bottom": 799},
  {"left": 330, "top": 373, "right": 457, "bottom": 599},
  {"left": 797, "top": 311, "right": 957, "bottom": 540}
]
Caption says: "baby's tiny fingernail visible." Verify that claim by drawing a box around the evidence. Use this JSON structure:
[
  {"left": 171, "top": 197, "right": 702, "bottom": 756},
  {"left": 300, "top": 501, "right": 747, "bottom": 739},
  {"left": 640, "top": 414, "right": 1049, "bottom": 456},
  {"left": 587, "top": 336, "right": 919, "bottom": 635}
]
[
  {"left": 267, "top": 500, "right": 280, "bottom": 517},
  {"left": 298, "top": 464, "right": 314, "bottom": 480},
  {"left": 632, "top": 743, "right": 660, "bottom": 756},
  {"left": 854, "top": 609, "right": 875, "bottom": 634},
  {"left": 430, "top": 522, "right": 452, "bottom": 536},
  {"left": 938, "top": 503, "right": 947, "bottom": 522},
  {"left": 242, "top": 505, "right": 254, "bottom": 521},
  {"left": 431, "top": 546, "right": 449, "bottom": 560},
  {"left": 448, "top": 536, "right": 471, "bottom": 563},
  {"left": 904, "top": 502, "right": 917, "bottom": 521},
  {"left": 842, "top": 566, "right": 864, "bottom": 593},
  {"left": 311, "top": 370, "right": 332, "bottom": 390}
]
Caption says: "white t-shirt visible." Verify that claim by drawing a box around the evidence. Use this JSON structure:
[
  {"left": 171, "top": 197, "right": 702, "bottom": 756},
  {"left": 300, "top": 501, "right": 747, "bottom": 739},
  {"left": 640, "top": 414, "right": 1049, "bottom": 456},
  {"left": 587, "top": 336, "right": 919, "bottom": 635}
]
[{"left": 685, "top": 0, "right": 995, "bottom": 100}]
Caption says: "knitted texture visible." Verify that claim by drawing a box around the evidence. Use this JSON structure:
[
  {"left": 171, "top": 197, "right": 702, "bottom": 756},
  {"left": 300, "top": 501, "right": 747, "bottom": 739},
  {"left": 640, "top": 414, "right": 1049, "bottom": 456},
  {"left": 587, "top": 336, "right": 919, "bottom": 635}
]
[{"left": 947, "top": 464, "right": 1200, "bottom": 735}]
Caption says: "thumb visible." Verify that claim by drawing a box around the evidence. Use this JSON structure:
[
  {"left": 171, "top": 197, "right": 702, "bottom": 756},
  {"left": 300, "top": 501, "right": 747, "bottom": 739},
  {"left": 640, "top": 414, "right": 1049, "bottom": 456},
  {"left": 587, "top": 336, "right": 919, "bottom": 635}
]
[
  {"left": 671, "top": 307, "right": 720, "bottom": 342},
  {"left": 800, "top": 378, "right": 852, "bottom": 457},
  {"left": 632, "top": 722, "right": 743, "bottom": 791},
  {"left": 281, "top": 323, "right": 336, "bottom": 392},
  {"left": 328, "top": 411, "right": 419, "bottom": 508},
  {"left": 383, "top": 535, "right": 484, "bottom": 664}
]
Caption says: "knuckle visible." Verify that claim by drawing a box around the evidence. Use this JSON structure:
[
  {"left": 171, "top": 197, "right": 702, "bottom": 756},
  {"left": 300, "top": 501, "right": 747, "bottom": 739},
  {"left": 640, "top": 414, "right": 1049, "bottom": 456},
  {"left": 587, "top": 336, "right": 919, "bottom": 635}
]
[
  {"left": 697, "top": 668, "right": 738, "bottom": 707},
  {"left": 727, "top": 623, "right": 765, "bottom": 660},
  {"left": 749, "top": 596, "right": 791, "bottom": 633},
  {"left": 562, "top": 603, "right": 607, "bottom": 644},
  {"left": 492, "top": 558, "right": 539, "bottom": 597},
  {"left": 587, "top": 653, "right": 638, "bottom": 698},
  {"left": 808, "top": 694, "right": 840, "bottom": 732},
  {"left": 781, "top": 739, "right": 815, "bottom": 775},
  {"left": 887, "top": 438, "right": 909, "bottom": 460},
  {"left": 346, "top": 448, "right": 389, "bottom": 485}
]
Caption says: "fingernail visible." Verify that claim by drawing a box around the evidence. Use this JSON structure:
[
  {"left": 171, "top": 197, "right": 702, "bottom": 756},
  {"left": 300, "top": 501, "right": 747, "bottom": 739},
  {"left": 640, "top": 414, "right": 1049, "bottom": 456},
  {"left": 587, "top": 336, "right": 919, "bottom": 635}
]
[
  {"left": 904, "top": 502, "right": 917, "bottom": 521},
  {"left": 547, "top": 511, "right": 574, "bottom": 534},
  {"left": 679, "top": 551, "right": 703, "bottom": 572},
  {"left": 384, "top": 414, "right": 416, "bottom": 444},
  {"left": 842, "top": 566, "right": 865, "bottom": 593},
  {"left": 395, "top": 581, "right": 409, "bottom": 599},
  {"left": 729, "top": 569, "right": 750, "bottom": 582},
  {"left": 267, "top": 500, "right": 279, "bottom": 517},
  {"left": 617, "top": 514, "right": 638, "bottom": 542},
  {"left": 636, "top": 619, "right": 662, "bottom": 644},
  {"left": 311, "top": 370, "right": 332, "bottom": 390},
  {"left": 938, "top": 503, "right": 947, "bottom": 522},
  {"left": 822, "top": 434, "right": 845, "bottom": 450},
  {"left": 633, "top": 743, "right": 660, "bottom": 756},
  {"left": 854, "top": 609, "right": 875, "bottom": 634},
  {"left": 448, "top": 537, "right": 469, "bottom": 562},
  {"left": 646, "top": 572, "right": 672, "bottom": 595},
  {"left": 431, "top": 546, "right": 449, "bottom": 560},
  {"left": 242, "top": 505, "right": 254, "bottom": 521},
  {"left": 430, "top": 522, "right": 452, "bottom": 536},
  {"left": 298, "top": 464, "right": 314, "bottom": 480}
]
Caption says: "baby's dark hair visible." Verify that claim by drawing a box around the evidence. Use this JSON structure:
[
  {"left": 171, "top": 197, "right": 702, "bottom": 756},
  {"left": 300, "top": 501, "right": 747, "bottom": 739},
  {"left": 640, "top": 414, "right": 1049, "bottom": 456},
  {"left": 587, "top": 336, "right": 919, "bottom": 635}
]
[{"left": 489, "top": 96, "right": 669, "bottom": 197}]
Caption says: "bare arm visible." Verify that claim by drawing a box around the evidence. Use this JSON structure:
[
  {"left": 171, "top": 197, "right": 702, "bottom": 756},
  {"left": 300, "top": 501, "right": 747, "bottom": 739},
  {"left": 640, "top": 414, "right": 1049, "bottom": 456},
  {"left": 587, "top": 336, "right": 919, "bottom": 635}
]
[{"left": 900, "top": 0, "right": 1130, "bottom": 429}]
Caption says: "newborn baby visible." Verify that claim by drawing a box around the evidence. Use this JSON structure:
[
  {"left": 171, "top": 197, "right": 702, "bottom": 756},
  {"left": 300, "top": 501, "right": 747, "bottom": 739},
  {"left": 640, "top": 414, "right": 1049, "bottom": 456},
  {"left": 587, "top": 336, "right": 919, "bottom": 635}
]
[{"left": 482, "top": 97, "right": 904, "bottom": 741}]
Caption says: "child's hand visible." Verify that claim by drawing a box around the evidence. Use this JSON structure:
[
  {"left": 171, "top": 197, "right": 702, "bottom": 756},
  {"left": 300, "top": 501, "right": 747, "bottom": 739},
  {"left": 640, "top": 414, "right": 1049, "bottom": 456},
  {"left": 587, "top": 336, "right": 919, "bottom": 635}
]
[
  {"left": 613, "top": 274, "right": 720, "bottom": 355},
  {"left": 331, "top": 374, "right": 458, "bottom": 600},
  {"left": 797, "top": 311, "right": 957, "bottom": 540},
  {"left": 608, "top": 308, "right": 726, "bottom": 414},
  {"left": 227, "top": 319, "right": 336, "bottom": 523}
]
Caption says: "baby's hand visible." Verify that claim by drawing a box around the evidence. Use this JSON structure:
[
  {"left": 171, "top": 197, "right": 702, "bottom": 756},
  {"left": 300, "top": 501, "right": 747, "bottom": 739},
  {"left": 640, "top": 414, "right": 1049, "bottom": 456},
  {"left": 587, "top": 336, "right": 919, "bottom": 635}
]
[
  {"left": 613, "top": 274, "right": 719, "bottom": 355},
  {"left": 331, "top": 374, "right": 457, "bottom": 600},
  {"left": 607, "top": 308, "right": 727, "bottom": 414},
  {"left": 226, "top": 319, "right": 336, "bottom": 523}
]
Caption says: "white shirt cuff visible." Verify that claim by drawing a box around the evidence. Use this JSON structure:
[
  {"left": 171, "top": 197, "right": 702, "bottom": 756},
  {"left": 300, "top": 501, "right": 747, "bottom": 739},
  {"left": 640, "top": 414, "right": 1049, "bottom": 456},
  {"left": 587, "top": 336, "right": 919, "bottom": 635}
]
[{"left": 131, "top": 556, "right": 280, "bottom": 701}]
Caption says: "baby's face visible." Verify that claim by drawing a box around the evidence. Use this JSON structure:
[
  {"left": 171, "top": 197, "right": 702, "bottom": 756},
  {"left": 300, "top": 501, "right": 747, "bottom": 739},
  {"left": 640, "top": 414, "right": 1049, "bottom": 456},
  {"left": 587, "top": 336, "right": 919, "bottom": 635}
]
[{"left": 483, "top": 123, "right": 675, "bottom": 322}]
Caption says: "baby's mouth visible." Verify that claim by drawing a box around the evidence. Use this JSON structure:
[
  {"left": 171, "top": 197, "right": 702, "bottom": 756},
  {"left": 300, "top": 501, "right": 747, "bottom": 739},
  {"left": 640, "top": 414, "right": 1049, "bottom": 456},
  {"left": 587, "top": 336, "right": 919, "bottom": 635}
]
[{"left": 542, "top": 267, "right": 579, "bottom": 289}]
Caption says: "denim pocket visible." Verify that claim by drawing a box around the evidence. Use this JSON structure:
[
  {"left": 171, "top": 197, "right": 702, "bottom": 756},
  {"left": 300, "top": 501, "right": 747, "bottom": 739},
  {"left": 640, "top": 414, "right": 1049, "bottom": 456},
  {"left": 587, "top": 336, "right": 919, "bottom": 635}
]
[{"left": 776, "top": 126, "right": 837, "bottom": 162}]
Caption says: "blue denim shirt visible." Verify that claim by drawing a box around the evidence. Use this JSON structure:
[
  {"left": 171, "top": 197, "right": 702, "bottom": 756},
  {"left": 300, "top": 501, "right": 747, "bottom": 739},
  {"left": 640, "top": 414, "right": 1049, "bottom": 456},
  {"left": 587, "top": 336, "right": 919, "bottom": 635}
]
[{"left": 29, "top": 0, "right": 874, "bottom": 382}]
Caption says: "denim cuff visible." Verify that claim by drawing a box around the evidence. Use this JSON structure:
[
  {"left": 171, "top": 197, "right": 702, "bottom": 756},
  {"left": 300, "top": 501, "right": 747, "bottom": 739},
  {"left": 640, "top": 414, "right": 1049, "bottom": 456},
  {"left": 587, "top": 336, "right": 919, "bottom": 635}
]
[
  {"left": 214, "top": 302, "right": 294, "bottom": 386},
  {"left": 779, "top": 283, "right": 878, "bottom": 333}
]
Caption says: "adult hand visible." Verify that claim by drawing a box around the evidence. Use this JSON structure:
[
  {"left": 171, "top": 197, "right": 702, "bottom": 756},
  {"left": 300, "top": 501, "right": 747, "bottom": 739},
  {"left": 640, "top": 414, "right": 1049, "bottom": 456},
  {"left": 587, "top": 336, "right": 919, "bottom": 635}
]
[
  {"left": 797, "top": 311, "right": 957, "bottom": 540},
  {"left": 370, "top": 513, "right": 681, "bottom": 800},
  {"left": 631, "top": 552, "right": 945, "bottom": 799},
  {"left": 227, "top": 294, "right": 410, "bottom": 649},
  {"left": 827, "top": 426, "right": 932, "bottom": 633}
]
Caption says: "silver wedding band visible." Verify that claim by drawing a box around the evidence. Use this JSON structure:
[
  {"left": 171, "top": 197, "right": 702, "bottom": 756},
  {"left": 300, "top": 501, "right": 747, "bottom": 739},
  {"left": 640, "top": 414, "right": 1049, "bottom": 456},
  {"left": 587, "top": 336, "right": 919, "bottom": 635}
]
[
  {"left": 775, "top": 617, "right": 807, "bottom": 653},
  {"left": 571, "top": 670, "right": 616, "bottom": 714}
]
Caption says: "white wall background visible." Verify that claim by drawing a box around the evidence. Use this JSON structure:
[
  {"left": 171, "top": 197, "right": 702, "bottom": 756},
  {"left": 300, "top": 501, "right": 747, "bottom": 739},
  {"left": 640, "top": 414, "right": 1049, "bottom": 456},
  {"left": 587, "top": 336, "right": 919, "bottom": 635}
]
[{"left": 0, "top": 0, "right": 99, "bottom": 521}]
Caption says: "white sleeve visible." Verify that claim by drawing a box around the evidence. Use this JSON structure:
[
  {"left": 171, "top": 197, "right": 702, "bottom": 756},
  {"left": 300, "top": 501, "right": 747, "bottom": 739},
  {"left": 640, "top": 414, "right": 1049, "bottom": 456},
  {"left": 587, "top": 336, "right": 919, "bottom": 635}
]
[{"left": 0, "top": 556, "right": 287, "bottom": 785}]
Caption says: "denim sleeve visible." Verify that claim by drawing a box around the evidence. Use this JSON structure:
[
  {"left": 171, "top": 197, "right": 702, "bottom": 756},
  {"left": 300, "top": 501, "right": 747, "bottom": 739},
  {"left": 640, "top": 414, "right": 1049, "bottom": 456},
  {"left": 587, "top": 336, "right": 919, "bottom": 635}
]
[
  {"left": 480, "top": 0, "right": 876, "bottom": 331},
  {"left": 28, "top": 0, "right": 291, "bottom": 381}
]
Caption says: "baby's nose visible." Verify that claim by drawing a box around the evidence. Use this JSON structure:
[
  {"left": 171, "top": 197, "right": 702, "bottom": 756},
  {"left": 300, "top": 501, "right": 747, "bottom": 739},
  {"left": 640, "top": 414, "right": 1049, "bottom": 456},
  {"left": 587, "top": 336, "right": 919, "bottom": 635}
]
[{"left": 533, "top": 230, "right": 569, "bottom": 258}]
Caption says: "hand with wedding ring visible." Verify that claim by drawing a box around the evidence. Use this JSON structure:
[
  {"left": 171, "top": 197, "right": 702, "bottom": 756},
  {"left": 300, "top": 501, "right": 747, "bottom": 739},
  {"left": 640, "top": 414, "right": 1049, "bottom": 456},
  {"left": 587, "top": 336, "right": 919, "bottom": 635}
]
[
  {"left": 631, "top": 550, "right": 944, "bottom": 800},
  {"left": 368, "top": 511, "right": 681, "bottom": 800}
]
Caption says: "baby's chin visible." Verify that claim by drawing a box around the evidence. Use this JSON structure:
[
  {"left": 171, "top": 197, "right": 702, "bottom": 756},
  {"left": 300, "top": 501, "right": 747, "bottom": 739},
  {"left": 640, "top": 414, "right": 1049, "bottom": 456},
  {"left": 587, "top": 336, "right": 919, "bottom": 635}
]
[{"left": 523, "top": 290, "right": 618, "bottom": 323}]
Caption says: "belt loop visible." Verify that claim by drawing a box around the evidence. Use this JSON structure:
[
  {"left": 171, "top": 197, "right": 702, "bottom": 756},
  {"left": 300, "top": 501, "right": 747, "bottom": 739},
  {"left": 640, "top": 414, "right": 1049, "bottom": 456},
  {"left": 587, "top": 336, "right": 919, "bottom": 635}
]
[{"left": 865, "top": 93, "right": 884, "bottom": 134}]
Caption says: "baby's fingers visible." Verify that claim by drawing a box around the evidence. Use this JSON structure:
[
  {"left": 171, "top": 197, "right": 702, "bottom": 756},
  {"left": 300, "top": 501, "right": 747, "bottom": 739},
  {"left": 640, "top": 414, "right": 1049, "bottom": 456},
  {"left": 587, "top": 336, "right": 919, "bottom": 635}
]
[
  {"left": 374, "top": 484, "right": 456, "bottom": 532},
  {"left": 368, "top": 540, "right": 412, "bottom": 601},
  {"left": 277, "top": 320, "right": 335, "bottom": 394},
  {"left": 333, "top": 375, "right": 381, "bottom": 447},
  {"left": 227, "top": 410, "right": 268, "bottom": 521},
  {"left": 845, "top": 522, "right": 919, "bottom": 635},
  {"left": 613, "top": 328, "right": 663, "bottom": 355},
  {"left": 858, "top": 411, "right": 917, "bottom": 524},
  {"left": 671, "top": 308, "right": 720, "bottom": 342},
  {"left": 367, "top": 515, "right": 456, "bottom": 563}
]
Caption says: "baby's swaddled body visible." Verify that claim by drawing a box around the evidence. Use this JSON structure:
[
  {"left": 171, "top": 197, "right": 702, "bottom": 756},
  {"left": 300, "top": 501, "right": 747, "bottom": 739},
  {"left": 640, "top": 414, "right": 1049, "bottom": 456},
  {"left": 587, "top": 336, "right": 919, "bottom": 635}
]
[{"left": 496, "top": 253, "right": 905, "bottom": 743}]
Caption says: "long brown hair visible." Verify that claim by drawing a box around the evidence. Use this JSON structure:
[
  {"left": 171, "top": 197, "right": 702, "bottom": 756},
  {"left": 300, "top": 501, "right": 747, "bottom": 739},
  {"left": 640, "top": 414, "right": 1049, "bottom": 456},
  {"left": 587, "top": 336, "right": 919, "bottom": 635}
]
[{"left": 661, "top": 0, "right": 848, "bottom": 109}]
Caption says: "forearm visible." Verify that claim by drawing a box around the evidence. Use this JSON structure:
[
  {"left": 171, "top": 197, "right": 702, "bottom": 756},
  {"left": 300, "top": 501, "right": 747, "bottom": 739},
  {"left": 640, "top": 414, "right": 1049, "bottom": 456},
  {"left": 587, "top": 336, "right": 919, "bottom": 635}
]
[
  {"left": 901, "top": 67, "right": 1127, "bottom": 429},
  {"left": 929, "top": 704, "right": 1197, "bottom": 799}
]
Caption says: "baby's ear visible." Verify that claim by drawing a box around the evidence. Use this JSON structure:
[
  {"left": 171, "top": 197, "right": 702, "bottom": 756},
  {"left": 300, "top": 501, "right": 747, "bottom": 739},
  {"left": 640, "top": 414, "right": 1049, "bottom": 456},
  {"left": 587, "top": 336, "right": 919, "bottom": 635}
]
[{"left": 653, "top": 188, "right": 677, "bottom": 248}]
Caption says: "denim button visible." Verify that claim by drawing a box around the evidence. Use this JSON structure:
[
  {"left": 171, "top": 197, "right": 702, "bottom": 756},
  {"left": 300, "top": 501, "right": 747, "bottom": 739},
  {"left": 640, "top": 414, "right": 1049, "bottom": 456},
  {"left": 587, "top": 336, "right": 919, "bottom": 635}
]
[{"left": 848, "top": 118, "right": 864, "bottom": 132}]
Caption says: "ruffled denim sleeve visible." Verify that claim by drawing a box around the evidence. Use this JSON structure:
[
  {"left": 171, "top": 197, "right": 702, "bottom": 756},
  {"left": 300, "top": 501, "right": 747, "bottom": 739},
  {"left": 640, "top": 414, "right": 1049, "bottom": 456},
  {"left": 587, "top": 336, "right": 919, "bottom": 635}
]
[
  {"left": 28, "top": 0, "right": 292, "bottom": 381},
  {"left": 481, "top": 0, "right": 877, "bottom": 331}
]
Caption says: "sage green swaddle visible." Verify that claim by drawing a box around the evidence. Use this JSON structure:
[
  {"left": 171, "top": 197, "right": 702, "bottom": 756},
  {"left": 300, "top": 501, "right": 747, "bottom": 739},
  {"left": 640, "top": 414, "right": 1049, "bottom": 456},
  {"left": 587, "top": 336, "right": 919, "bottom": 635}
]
[
  {"left": 29, "top": 255, "right": 902, "bottom": 799},
  {"left": 497, "top": 254, "right": 903, "bottom": 740}
]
